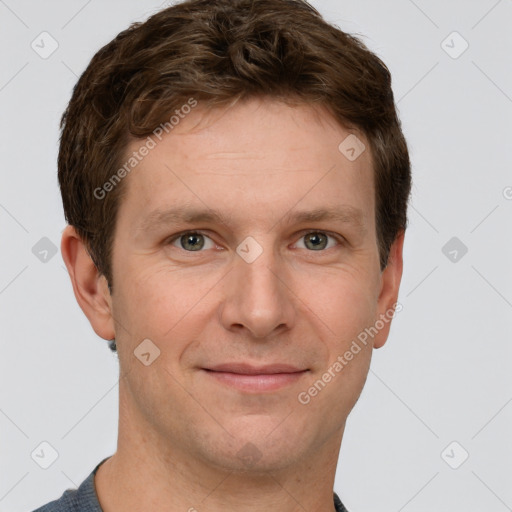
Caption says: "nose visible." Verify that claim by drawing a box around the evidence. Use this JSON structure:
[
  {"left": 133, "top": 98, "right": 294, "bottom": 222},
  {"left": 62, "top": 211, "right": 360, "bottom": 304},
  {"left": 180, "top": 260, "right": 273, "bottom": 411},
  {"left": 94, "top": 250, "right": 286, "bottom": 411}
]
[{"left": 219, "top": 242, "right": 296, "bottom": 339}]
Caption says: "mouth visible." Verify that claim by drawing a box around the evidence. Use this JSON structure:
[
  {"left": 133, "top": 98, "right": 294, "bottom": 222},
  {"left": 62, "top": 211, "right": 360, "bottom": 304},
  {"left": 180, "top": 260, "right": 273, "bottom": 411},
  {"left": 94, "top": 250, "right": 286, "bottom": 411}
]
[{"left": 201, "top": 363, "right": 309, "bottom": 393}]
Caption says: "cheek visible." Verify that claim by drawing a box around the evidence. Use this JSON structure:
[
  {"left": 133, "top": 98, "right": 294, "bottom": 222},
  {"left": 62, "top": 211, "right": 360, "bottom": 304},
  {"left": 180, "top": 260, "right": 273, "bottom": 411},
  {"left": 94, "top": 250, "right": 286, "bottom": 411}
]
[
  {"left": 296, "top": 341, "right": 372, "bottom": 438},
  {"left": 113, "top": 263, "right": 220, "bottom": 350},
  {"left": 303, "top": 270, "right": 378, "bottom": 403},
  {"left": 313, "top": 272, "right": 379, "bottom": 410},
  {"left": 307, "top": 269, "right": 379, "bottom": 339}
]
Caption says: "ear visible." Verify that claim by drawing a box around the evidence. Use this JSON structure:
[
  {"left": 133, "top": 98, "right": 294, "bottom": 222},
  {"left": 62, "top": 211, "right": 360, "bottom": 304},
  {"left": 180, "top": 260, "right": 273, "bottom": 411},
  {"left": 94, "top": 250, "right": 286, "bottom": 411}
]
[
  {"left": 61, "top": 225, "right": 115, "bottom": 341},
  {"left": 372, "top": 230, "right": 405, "bottom": 349}
]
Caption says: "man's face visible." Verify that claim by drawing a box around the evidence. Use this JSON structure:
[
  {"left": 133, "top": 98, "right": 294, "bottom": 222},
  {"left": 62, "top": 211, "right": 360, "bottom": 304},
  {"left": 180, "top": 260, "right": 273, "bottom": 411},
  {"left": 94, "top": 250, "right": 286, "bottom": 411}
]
[{"left": 108, "top": 98, "right": 398, "bottom": 471}]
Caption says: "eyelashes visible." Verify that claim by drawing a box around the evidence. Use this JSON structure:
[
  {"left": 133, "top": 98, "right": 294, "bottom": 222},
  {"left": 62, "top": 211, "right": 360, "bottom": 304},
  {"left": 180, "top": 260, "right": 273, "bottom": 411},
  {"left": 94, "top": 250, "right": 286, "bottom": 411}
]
[{"left": 167, "top": 230, "right": 344, "bottom": 254}]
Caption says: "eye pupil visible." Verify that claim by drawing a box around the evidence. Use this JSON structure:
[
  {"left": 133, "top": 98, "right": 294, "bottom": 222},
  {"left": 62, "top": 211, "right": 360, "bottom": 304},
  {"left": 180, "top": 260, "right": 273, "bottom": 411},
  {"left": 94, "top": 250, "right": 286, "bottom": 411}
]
[
  {"left": 305, "top": 232, "right": 327, "bottom": 251},
  {"left": 181, "top": 233, "right": 204, "bottom": 251}
]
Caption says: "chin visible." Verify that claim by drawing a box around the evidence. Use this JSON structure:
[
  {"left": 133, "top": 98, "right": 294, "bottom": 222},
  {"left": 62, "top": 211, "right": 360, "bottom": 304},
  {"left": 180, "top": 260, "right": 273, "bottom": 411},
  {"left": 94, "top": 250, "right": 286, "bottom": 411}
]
[
  {"left": 194, "top": 419, "right": 312, "bottom": 473},
  {"left": 208, "top": 444, "right": 299, "bottom": 474}
]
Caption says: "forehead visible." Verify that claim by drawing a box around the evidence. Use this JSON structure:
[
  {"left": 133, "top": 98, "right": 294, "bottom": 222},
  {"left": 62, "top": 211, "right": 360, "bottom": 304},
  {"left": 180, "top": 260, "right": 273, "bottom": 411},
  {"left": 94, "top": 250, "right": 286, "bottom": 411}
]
[{"left": 117, "top": 98, "right": 375, "bottom": 232}]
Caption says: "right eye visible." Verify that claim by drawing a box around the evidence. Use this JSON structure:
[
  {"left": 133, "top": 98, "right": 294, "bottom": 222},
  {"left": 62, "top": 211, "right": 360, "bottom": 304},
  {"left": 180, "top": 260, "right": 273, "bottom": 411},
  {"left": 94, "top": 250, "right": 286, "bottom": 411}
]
[{"left": 168, "top": 231, "right": 216, "bottom": 252}]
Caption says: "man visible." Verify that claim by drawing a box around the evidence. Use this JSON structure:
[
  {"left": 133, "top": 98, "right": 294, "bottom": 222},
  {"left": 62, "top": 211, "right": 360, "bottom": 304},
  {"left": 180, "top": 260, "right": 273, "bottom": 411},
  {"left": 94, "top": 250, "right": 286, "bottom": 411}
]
[{"left": 34, "top": 0, "right": 411, "bottom": 510}]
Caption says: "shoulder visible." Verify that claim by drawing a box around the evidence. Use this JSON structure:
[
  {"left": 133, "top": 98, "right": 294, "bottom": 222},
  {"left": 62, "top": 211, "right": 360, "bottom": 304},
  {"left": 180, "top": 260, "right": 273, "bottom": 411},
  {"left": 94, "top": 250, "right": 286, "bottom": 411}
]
[
  {"left": 31, "top": 458, "right": 109, "bottom": 512},
  {"left": 32, "top": 487, "right": 82, "bottom": 512}
]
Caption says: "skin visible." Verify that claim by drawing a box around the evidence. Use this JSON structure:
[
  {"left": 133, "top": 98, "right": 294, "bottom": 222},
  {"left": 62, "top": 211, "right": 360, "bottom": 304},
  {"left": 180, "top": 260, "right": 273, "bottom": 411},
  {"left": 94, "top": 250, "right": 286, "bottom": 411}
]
[{"left": 61, "top": 97, "right": 404, "bottom": 512}]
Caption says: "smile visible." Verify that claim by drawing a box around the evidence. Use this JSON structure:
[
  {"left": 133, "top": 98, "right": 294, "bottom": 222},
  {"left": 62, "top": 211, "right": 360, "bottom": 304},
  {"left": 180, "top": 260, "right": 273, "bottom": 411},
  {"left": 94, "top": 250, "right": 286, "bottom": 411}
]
[{"left": 201, "top": 363, "right": 309, "bottom": 392}]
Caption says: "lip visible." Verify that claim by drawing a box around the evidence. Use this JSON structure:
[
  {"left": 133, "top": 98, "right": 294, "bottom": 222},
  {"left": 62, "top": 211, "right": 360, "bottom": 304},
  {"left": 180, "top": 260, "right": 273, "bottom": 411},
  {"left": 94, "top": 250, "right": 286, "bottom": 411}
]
[
  {"left": 202, "top": 363, "right": 309, "bottom": 392},
  {"left": 206, "top": 363, "right": 306, "bottom": 374}
]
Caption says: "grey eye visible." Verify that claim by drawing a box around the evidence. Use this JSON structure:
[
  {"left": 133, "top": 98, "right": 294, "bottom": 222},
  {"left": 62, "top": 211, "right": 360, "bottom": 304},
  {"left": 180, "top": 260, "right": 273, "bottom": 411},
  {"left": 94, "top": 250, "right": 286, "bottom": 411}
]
[
  {"left": 304, "top": 232, "right": 327, "bottom": 250},
  {"left": 296, "top": 232, "right": 338, "bottom": 251},
  {"left": 171, "top": 232, "right": 214, "bottom": 251}
]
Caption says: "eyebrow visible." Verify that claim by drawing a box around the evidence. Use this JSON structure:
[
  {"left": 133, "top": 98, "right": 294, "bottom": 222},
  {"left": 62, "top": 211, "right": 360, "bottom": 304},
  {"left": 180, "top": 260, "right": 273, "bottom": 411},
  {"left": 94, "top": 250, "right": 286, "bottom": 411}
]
[{"left": 136, "top": 205, "right": 366, "bottom": 234}]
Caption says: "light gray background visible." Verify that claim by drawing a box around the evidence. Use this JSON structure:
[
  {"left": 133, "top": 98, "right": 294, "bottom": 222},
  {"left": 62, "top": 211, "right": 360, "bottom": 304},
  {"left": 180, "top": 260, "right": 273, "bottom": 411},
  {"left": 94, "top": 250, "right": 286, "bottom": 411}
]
[{"left": 1, "top": 1, "right": 511, "bottom": 511}]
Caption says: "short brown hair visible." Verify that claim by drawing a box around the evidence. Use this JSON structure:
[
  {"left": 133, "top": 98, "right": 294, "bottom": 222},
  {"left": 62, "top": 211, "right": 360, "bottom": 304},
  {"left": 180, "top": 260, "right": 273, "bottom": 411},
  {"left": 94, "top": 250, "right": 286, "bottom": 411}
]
[{"left": 59, "top": 0, "right": 411, "bottom": 291}]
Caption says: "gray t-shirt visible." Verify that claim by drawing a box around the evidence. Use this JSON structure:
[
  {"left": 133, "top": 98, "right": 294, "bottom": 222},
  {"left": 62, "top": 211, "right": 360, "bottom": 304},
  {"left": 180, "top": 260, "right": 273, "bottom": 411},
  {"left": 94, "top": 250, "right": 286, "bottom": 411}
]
[{"left": 32, "top": 457, "right": 349, "bottom": 511}]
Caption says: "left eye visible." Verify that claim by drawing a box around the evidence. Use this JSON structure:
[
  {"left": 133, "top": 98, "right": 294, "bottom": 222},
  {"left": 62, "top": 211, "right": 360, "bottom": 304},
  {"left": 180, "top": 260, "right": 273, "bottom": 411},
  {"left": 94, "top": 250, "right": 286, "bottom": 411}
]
[
  {"left": 168, "top": 231, "right": 340, "bottom": 252},
  {"left": 295, "top": 231, "right": 340, "bottom": 251}
]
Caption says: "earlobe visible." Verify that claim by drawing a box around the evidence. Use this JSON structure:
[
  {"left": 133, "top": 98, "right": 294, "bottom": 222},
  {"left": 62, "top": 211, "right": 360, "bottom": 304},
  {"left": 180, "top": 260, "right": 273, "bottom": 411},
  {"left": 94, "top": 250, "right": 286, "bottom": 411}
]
[
  {"left": 61, "top": 225, "right": 116, "bottom": 341},
  {"left": 372, "top": 230, "right": 405, "bottom": 349}
]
